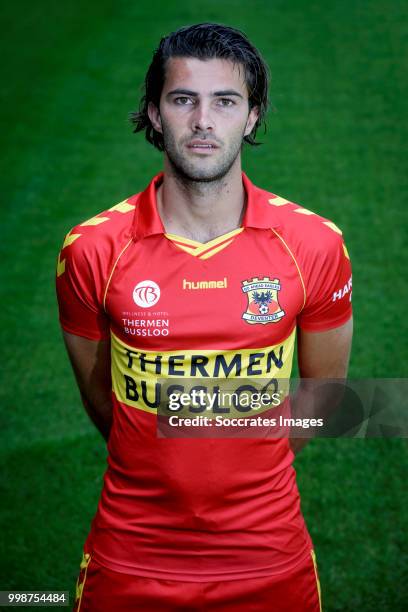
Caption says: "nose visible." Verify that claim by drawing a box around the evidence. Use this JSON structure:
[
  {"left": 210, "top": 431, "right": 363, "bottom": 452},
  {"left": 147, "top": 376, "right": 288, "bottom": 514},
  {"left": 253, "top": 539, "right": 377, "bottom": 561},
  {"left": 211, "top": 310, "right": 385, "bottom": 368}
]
[{"left": 190, "top": 101, "right": 215, "bottom": 132}]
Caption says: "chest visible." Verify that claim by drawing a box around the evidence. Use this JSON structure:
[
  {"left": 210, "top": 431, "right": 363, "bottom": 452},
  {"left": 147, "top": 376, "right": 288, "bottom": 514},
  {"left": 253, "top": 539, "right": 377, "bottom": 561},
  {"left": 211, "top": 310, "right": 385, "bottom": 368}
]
[{"left": 105, "top": 229, "right": 304, "bottom": 352}]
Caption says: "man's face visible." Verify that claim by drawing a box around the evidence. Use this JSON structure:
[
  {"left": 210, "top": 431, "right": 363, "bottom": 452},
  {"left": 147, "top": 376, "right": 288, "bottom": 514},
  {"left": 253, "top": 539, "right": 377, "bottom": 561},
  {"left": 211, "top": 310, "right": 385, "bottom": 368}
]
[{"left": 148, "top": 57, "right": 259, "bottom": 182}]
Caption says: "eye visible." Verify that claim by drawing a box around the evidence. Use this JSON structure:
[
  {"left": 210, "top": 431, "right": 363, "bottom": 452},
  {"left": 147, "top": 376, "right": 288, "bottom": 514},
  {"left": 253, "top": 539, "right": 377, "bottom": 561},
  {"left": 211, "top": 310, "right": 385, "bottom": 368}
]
[
  {"left": 175, "top": 96, "right": 194, "bottom": 105},
  {"left": 217, "top": 98, "right": 235, "bottom": 107}
]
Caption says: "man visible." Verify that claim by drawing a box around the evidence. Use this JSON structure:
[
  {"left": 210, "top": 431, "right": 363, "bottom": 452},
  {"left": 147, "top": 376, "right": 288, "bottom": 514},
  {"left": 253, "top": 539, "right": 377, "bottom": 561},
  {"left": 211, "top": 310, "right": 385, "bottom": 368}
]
[{"left": 57, "top": 23, "right": 353, "bottom": 611}]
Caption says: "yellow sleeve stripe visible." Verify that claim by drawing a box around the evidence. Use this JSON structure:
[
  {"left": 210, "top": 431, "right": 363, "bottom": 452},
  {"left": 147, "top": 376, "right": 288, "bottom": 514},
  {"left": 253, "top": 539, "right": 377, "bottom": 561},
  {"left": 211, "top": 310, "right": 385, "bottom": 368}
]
[
  {"left": 294, "top": 207, "right": 315, "bottom": 216},
  {"left": 323, "top": 221, "right": 342, "bottom": 235},
  {"left": 343, "top": 244, "right": 350, "bottom": 259},
  {"left": 80, "top": 216, "right": 110, "bottom": 227},
  {"left": 56, "top": 254, "right": 65, "bottom": 277},
  {"left": 268, "top": 196, "right": 290, "bottom": 207},
  {"left": 109, "top": 200, "right": 135, "bottom": 214},
  {"left": 62, "top": 232, "right": 81, "bottom": 250}
]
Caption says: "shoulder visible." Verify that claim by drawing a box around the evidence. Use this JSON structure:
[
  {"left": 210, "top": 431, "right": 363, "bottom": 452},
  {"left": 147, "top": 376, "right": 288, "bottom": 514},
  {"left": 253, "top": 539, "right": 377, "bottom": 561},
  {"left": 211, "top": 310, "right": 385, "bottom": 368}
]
[
  {"left": 255, "top": 183, "right": 346, "bottom": 258},
  {"left": 58, "top": 194, "right": 139, "bottom": 269}
]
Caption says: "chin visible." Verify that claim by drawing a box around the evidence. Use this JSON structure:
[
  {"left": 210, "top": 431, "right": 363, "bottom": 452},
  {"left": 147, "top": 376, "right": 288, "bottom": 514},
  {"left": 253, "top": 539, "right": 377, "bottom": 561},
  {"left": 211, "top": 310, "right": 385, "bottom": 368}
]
[
  {"left": 173, "top": 160, "right": 234, "bottom": 183},
  {"left": 186, "top": 170, "right": 225, "bottom": 182}
]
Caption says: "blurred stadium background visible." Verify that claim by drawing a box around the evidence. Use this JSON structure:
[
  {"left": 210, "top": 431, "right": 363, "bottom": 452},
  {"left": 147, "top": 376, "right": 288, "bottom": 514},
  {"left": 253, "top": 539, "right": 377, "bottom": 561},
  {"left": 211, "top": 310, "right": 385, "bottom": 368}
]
[{"left": 0, "top": 0, "right": 407, "bottom": 610}]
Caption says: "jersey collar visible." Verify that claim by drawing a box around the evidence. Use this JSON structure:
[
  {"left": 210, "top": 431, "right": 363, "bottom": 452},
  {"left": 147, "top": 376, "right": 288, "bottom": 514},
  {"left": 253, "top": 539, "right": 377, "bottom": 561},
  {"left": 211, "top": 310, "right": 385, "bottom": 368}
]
[
  {"left": 132, "top": 171, "right": 280, "bottom": 241},
  {"left": 241, "top": 172, "right": 281, "bottom": 230},
  {"left": 132, "top": 173, "right": 165, "bottom": 241}
]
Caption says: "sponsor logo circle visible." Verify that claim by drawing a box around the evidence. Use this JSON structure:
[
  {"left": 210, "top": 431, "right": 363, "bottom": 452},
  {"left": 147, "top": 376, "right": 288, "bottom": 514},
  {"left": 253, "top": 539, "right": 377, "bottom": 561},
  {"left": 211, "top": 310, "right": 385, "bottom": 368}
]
[{"left": 133, "top": 280, "right": 160, "bottom": 308}]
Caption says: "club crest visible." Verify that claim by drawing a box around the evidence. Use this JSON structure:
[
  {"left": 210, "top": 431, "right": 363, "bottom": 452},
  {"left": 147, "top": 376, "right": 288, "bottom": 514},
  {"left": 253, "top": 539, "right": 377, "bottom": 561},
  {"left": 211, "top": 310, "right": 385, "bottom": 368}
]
[{"left": 241, "top": 277, "right": 285, "bottom": 325}]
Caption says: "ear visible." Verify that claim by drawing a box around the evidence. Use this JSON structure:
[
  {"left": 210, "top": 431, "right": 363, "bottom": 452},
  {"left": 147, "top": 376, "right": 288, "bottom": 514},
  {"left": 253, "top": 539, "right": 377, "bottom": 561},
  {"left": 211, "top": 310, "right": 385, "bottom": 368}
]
[
  {"left": 244, "top": 106, "right": 259, "bottom": 137},
  {"left": 147, "top": 102, "right": 163, "bottom": 133}
]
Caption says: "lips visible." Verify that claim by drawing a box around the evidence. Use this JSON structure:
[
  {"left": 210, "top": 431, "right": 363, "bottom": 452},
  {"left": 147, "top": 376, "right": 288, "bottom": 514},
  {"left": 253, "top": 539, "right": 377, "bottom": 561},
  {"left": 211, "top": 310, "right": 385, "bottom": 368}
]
[{"left": 187, "top": 140, "right": 219, "bottom": 149}]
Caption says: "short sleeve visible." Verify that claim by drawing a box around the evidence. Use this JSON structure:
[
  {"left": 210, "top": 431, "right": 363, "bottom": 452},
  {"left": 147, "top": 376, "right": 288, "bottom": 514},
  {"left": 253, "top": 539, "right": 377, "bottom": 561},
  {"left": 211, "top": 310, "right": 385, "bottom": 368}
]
[
  {"left": 56, "top": 230, "right": 110, "bottom": 341},
  {"left": 297, "top": 234, "right": 352, "bottom": 332}
]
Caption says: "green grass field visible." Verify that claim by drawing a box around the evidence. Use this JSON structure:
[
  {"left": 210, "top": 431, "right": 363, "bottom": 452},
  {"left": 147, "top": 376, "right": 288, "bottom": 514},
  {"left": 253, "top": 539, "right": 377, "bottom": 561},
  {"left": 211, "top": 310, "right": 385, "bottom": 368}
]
[{"left": 0, "top": 0, "right": 407, "bottom": 610}]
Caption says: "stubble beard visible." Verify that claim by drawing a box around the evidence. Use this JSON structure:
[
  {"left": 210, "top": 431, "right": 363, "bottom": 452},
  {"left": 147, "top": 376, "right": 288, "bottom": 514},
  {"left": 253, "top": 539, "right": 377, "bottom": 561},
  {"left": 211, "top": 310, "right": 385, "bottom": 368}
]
[{"left": 161, "top": 123, "right": 245, "bottom": 186}]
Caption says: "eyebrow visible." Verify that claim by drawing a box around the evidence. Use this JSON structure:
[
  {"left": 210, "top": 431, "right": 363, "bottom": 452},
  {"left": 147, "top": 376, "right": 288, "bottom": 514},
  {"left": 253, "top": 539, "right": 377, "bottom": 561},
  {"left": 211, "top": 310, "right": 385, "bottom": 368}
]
[{"left": 166, "top": 88, "right": 243, "bottom": 99}]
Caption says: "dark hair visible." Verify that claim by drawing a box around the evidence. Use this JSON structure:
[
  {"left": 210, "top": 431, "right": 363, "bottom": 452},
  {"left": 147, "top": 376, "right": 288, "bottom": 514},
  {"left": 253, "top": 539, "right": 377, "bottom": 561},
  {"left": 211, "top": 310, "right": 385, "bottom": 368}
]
[{"left": 130, "top": 23, "right": 270, "bottom": 150}]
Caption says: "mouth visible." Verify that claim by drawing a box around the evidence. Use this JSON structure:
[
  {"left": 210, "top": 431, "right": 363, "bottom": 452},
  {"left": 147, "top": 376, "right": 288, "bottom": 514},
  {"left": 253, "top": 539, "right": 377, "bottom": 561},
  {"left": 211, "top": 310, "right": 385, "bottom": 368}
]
[
  {"left": 186, "top": 141, "right": 219, "bottom": 154},
  {"left": 190, "top": 144, "right": 216, "bottom": 149}
]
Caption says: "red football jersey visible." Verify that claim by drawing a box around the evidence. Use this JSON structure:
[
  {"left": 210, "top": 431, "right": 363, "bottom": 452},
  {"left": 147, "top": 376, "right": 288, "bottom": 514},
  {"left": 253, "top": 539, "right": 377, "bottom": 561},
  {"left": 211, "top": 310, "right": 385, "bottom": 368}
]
[{"left": 56, "top": 173, "right": 352, "bottom": 581}]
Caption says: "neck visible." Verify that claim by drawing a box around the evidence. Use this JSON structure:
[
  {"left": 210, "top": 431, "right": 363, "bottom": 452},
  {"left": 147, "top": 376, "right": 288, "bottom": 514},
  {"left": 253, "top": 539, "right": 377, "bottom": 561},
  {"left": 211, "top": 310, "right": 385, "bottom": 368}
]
[{"left": 156, "top": 156, "right": 246, "bottom": 243}]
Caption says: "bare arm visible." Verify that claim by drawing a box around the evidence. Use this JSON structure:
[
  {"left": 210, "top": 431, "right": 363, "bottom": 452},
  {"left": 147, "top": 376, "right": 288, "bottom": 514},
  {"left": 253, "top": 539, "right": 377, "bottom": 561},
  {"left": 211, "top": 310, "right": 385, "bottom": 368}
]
[
  {"left": 289, "top": 316, "right": 353, "bottom": 455},
  {"left": 62, "top": 331, "right": 113, "bottom": 442}
]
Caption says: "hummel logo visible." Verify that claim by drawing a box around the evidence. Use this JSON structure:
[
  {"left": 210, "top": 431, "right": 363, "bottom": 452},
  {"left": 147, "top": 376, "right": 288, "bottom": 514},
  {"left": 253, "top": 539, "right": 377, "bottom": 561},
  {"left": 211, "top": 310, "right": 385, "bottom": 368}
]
[{"left": 183, "top": 277, "right": 228, "bottom": 290}]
